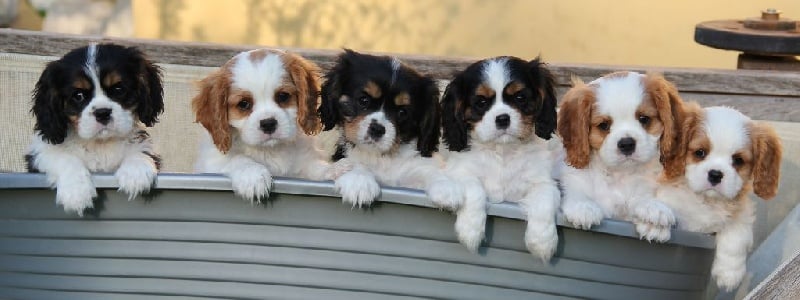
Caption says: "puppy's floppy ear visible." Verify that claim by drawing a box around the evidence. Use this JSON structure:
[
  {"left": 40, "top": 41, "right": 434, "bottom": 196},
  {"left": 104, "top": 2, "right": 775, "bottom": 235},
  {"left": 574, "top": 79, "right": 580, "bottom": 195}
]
[
  {"left": 557, "top": 79, "right": 594, "bottom": 168},
  {"left": 441, "top": 74, "right": 469, "bottom": 151},
  {"left": 131, "top": 47, "right": 165, "bottom": 127},
  {"left": 417, "top": 77, "right": 441, "bottom": 157},
  {"left": 319, "top": 51, "right": 351, "bottom": 131},
  {"left": 284, "top": 52, "right": 323, "bottom": 135},
  {"left": 31, "top": 60, "right": 70, "bottom": 145},
  {"left": 645, "top": 73, "right": 685, "bottom": 164},
  {"left": 192, "top": 68, "right": 232, "bottom": 153},
  {"left": 661, "top": 102, "right": 702, "bottom": 181},
  {"left": 529, "top": 57, "right": 558, "bottom": 140},
  {"left": 750, "top": 122, "right": 782, "bottom": 200}
]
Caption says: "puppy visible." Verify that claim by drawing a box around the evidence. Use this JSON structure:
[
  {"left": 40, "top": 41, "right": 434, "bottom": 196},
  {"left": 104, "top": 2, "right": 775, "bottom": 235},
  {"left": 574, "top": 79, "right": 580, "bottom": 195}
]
[
  {"left": 557, "top": 72, "right": 685, "bottom": 242},
  {"left": 319, "top": 49, "right": 462, "bottom": 210},
  {"left": 26, "top": 43, "right": 164, "bottom": 215},
  {"left": 441, "top": 56, "right": 560, "bottom": 260},
  {"left": 192, "top": 49, "right": 334, "bottom": 202},
  {"left": 657, "top": 105, "right": 781, "bottom": 291}
]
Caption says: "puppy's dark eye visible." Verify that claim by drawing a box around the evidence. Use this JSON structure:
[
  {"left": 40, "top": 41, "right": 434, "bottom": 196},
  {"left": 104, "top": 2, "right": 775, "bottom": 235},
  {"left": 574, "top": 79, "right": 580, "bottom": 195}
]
[
  {"left": 513, "top": 92, "right": 526, "bottom": 103},
  {"left": 109, "top": 83, "right": 126, "bottom": 97},
  {"left": 732, "top": 155, "right": 744, "bottom": 167},
  {"left": 358, "top": 96, "right": 371, "bottom": 108},
  {"left": 638, "top": 115, "right": 651, "bottom": 126},
  {"left": 237, "top": 98, "right": 252, "bottom": 111},
  {"left": 71, "top": 90, "right": 87, "bottom": 103},
  {"left": 694, "top": 149, "right": 706, "bottom": 159},
  {"left": 597, "top": 121, "right": 610, "bottom": 131},
  {"left": 276, "top": 92, "right": 291, "bottom": 103},
  {"left": 474, "top": 97, "right": 489, "bottom": 110},
  {"left": 397, "top": 107, "right": 408, "bottom": 118}
]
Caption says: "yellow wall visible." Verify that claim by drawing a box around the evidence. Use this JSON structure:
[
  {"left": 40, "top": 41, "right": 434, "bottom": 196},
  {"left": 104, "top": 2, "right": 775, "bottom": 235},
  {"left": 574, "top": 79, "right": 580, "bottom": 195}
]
[{"left": 132, "top": 0, "right": 800, "bottom": 69}]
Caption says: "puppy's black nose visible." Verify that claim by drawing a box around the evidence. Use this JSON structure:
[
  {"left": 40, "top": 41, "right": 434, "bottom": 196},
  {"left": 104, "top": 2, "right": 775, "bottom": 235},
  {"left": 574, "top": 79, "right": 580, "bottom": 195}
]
[
  {"left": 708, "top": 170, "right": 724, "bottom": 186},
  {"left": 368, "top": 122, "right": 386, "bottom": 139},
  {"left": 260, "top": 118, "right": 278, "bottom": 134},
  {"left": 495, "top": 114, "right": 511, "bottom": 129},
  {"left": 617, "top": 137, "right": 636, "bottom": 156},
  {"left": 93, "top": 108, "right": 112, "bottom": 125}
]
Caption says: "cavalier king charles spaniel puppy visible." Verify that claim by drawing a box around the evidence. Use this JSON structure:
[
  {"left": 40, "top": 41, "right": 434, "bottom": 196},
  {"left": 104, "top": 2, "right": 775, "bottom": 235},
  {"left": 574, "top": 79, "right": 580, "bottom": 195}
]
[
  {"left": 319, "top": 49, "right": 462, "bottom": 210},
  {"left": 657, "top": 105, "right": 782, "bottom": 291},
  {"left": 26, "top": 43, "right": 164, "bottom": 215},
  {"left": 441, "top": 56, "right": 560, "bottom": 260},
  {"left": 192, "top": 49, "right": 335, "bottom": 202},
  {"left": 557, "top": 72, "right": 686, "bottom": 242}
]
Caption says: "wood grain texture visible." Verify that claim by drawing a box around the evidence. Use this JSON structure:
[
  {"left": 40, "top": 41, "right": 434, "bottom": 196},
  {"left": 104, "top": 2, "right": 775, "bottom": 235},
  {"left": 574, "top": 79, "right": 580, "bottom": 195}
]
[{"left": 746, "top": 252, "right": 800, "bottom": 300}]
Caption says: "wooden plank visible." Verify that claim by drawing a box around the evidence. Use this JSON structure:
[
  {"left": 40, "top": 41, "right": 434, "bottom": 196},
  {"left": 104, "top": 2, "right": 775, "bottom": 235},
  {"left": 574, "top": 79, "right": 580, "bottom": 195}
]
[
  {"left": 2, "top": 29, "right": 800, "bottom": 97},
  {"left": 745, "top": 251, "right": 800, "bottom": 300}
]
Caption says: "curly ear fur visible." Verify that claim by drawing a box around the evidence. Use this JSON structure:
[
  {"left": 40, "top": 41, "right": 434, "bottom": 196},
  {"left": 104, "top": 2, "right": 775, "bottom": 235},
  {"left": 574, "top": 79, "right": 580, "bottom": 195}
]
[
  {"left": 645, "top": 73, "right": 685, "bottom": 168},
  {"left": 192, "top": 68, "right": 232, "bottom": 153},
  {"left": 283, "top": 52, "right": 323, "bottom": 135},
  {"left": 529, "top": 58, "right": 558, "bottom": 140},
  {"left": 31, "top": 61, "right": 70, "bottom": 145},
  {"left": 132, "top": 48, "right": 164, "bottom": 127},
  {"left": 750, "top": 122, "right": 782, "bottom": 200},
  {"left": 417, "top": 78, "right": 441, "bottom": 157},
  {"left": 661, "top": 101, "right": 703, "bottom": 181},
  {"left": 441, "top": 75, "right": 469, "bottom": 152},
  {"left": 319, "top": 55, "right": 348, "bottom": 131},
  {"left": 557, "top": 81, "right": 594, "bottom": 168}
]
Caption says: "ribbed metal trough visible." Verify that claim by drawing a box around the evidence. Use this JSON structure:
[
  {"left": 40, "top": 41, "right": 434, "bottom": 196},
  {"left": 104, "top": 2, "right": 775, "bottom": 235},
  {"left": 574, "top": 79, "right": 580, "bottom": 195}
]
[{"left": 0, "top": 173, "right": 715, "bottom": 300}]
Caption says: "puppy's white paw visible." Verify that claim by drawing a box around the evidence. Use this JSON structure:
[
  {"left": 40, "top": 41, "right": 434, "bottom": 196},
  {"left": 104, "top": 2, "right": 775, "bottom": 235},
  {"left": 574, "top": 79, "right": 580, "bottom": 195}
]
[
  {"left": 335, "top": 171, "right": 380, "bottom": 207},
  {"left": 561, "top": 199, "right": 604, "bottom": 230},
  {"left": 115, "top": 161, "right": 157, "bottom": 200},
  {"left": 712, "top": 261, "right": 745, "bottom": 292},
  {"left": 633, "top": 200, "right": 675, "bottom": 242},
  {"left": 454, "top": 208, "right": 486, "bottom": 253},
  {"left": 426, "top": 178, "right": 464, "bottom": 211},
  {"left": 524, "top": 221, "right": 558, "bottom": 263},
  {"left": 229, "top": 164, "right": 273, "bottom": 203},
  {"left": 56, "top": 178, "right": 97, "bottom": 215}
]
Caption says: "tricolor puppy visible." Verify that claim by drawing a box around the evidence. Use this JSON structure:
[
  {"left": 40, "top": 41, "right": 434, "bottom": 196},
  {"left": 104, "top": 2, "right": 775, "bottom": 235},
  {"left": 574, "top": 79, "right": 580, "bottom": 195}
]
[
  {"left": 26, "top": 43, "right": 164, "bottom": 215},
  {"left": 557, "top": 72, "right": 686, "bottom": 242},
  {"left": 441, "top": 56, "right": 560, "bottom": 260},
  {"left": 193, "top": 49, "right": 332, "bottom": 201},
  {"left": 319, "top": 49, "right": 462, "bottom": 209},
  {"left": 657, "top": 105, "right": 781, "bottom": 291}
]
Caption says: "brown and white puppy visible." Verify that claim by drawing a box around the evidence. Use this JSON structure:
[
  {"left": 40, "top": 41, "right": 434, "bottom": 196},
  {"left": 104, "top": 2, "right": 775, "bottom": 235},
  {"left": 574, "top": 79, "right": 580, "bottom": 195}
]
[
  {"left": 193, "top": 49, "right": 332, "bottom": 201},
  {"left": 558, "top": 72, "right": 686, "bottom": 242},
  {"left": 657, "top": 105, "right": 782, "bottom": 291}
]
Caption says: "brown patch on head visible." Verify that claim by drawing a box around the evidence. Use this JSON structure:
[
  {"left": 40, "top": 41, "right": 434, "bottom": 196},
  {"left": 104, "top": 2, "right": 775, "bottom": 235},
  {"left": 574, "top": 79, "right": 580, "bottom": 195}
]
[
  {"left": 636, "top": 95, "right": 665, "bottom": 137},
  {"left": 363, "top": 81, "right": 382, "bottom": 99},
  {"left": 246, "top": 49, "right": 279, "bottom": 64},
  {"left": 661, "top": 102, "right": 703, "bottom": 181},
  {"left": 192, "top": 66, "right": 234, "bottom": 153},
  {"left": 394, "top": 92, "right": 410, "bottom": 106},
  {"left": 475, "top": 83, "right": 495, "bottom": 99},
  {"left": 73, "top": 77, "right": 91, "bottom": 90},
  {"left": 275, "top": 79, "right": 299, "bottom": 109},
  {"left": 749, "top": 122, "right": 782, "bottom": 199},
  {"left": 226, "top": 89, "right": 254, "bottom": 121},
  {"left": 281, "top": 51, "right": 323, "bottom": 135},
  {"left": 644, "top": 72, "right": 686, "bottom": 170},
  {"left": 557, "top": 82, "right": 596, "bottom": 168},
  {"left": 102, "top": 71, "right": 122, "bottom": 87},
  {"left": 588, "top": 114, "right": 611, "bottom": 150},
  {"left": 504, "top": 81, "right": 525, "bottom": 96}
]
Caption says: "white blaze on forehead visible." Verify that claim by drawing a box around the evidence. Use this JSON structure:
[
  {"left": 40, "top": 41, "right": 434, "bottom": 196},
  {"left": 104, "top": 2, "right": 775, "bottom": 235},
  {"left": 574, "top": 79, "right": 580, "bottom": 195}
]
[
  {"left": 231, "top": 51, "right": 286, "bottom": 107},
  {"left": 593, "top": 72, "right": 646, "bottom": 120},
  {"left": 390, "top": 57, "right": 401, "bottom": 85},
  {"left": 703, "top": 106, "right": 750, "bottom": 154},
  {"left": 83, "top": 43, "right": 105, "bottom": 98},
  {"left": 482, "top": 58, "right": 510, "bottom": 97}
]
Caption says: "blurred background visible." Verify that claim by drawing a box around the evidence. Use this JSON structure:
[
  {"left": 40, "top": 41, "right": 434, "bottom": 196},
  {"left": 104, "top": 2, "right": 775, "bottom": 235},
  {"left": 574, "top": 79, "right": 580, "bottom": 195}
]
[{"left": 3, "top": 0, "right": 800, "bottom": 69}]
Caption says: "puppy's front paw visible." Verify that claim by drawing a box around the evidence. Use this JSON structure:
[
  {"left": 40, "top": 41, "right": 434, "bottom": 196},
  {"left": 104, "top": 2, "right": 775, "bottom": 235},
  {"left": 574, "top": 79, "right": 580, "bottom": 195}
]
[
  {"left": 633, "top": 200, "right": 675, "bottom": 243},
  {"left": 561, "top": 199, "right": 604, "bottom": 230},
  {"left": 712, "top": 260, "right": 746, "bottom": 292},
  {"left": 115, "top": 162, "right": 157, "bottom": 200},
  {"left": 524, "top": 222, "right": 558, "bottom": 263},
  {"left": 229, "top": 164, "right": 273, "bottom": 203},
  {"left": 56, "top": 178, "right": 97, "bottom": 215},
  {"left": 335, "top": 171, "right": 380, "bottom": 207},
  {"left": 426, "top": 178, "right": 464, "bottom": 211},
  {"left": 455, "top": 207, "right": 486, "bottom": 252}
]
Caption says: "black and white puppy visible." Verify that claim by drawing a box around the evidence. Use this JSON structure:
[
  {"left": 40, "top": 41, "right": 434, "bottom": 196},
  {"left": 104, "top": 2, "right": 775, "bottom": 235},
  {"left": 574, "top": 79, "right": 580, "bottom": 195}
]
[
  {"left": 441, "top": 56, "right": 561, "bottom": 260},
  {"left": 26, "top": 43, "right": 164, "bottom": 215},
  {"left": 319, "top": 49, "right": 462, "bottom": 209}
]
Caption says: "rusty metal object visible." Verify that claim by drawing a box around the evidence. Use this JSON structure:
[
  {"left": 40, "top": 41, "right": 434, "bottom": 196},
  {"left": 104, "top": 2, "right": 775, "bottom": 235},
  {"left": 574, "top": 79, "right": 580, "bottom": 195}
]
[{"left": 695, "top": 9, "right": 800, "bottom": 70}]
